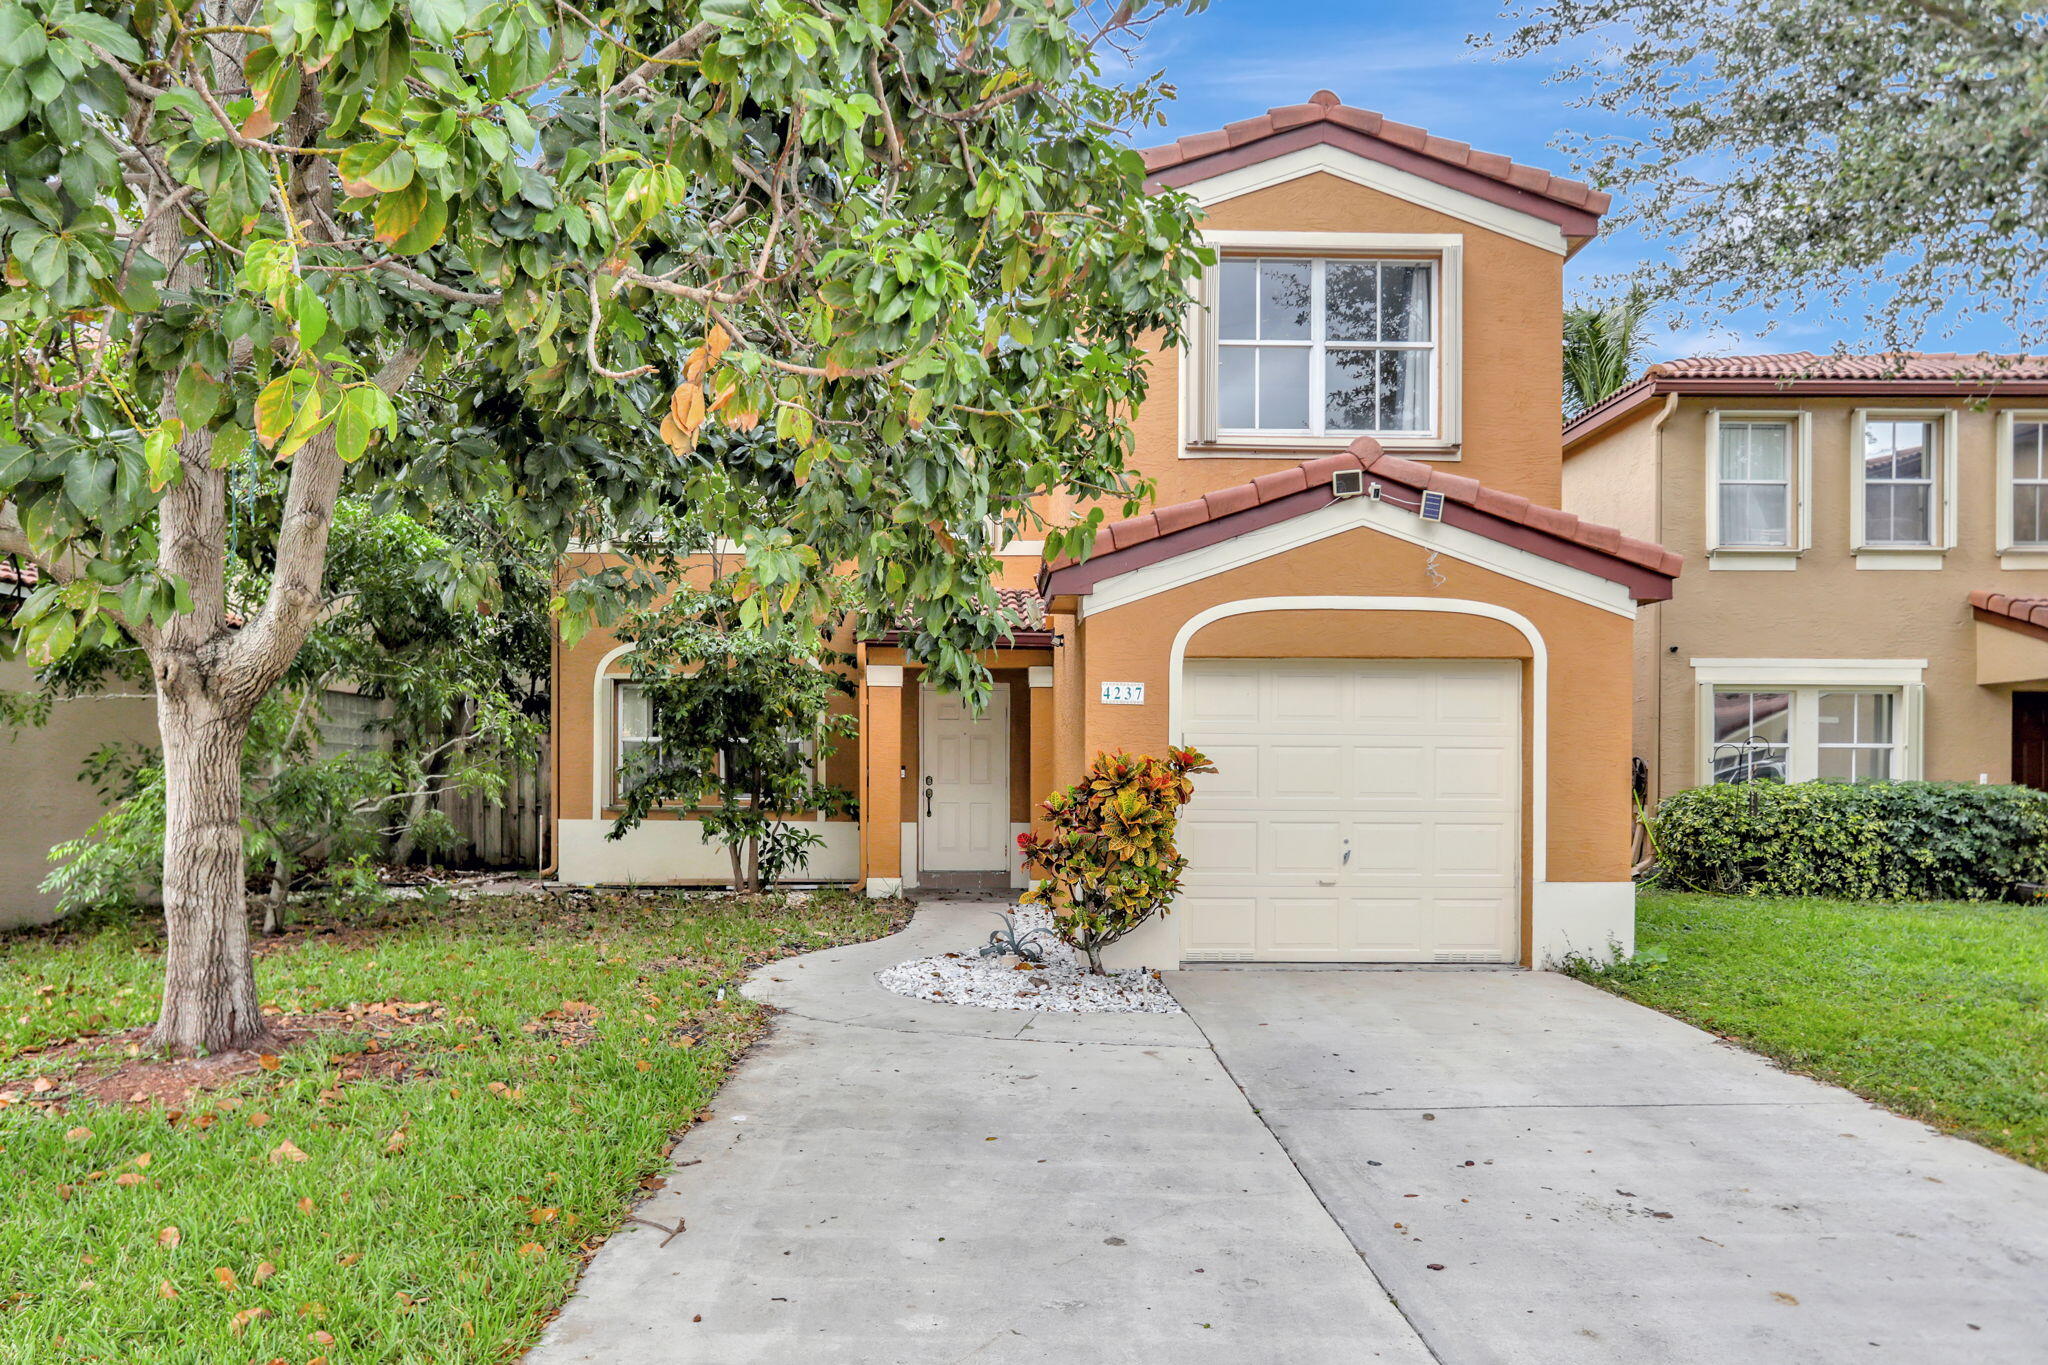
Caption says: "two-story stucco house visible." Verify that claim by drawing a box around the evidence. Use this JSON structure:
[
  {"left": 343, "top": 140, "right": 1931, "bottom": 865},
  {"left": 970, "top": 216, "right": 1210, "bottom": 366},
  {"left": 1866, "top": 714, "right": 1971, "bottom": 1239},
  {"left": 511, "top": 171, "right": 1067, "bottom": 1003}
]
[
  {"left": 552, "top": 92, "right": 1682, "bottom": 968},
  {"left": 1562, "top": 353, "right": 2048, "bottom": 803}
]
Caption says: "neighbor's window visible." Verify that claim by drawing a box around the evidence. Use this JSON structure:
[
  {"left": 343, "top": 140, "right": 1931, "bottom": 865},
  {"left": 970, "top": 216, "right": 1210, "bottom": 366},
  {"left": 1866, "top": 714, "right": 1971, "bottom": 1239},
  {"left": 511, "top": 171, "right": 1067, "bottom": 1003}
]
[
  {"left": 1216, "top": 257, "right": 1434, "bottom": 436},
  {"left": 1711, "top": 686, "right": 1902, "bottom": 784},
  {"left": 1861, "top": 418, "right": 1938, "bottom": 546},
  {"left": 1710, "top": 690, "right": 1791, "bottom": 784},
  {"left": 1817, "top": 691, "right": 1895, "bottom": 781},
  {"left": 2010, "top": 419, "right": 2048, "bottom": 546},
  {"left": 1716, "top": 420, "right": 1793, "bottom": 547}
]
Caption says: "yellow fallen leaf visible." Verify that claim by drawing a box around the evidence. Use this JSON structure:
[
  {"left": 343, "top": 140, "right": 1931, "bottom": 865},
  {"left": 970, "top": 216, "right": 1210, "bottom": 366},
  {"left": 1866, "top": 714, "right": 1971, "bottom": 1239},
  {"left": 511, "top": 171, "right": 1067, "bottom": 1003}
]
[
  {"left": 517, "top": 1242, "right": 543, "bottom": 1257},
  {"left": 158, "top": 1280, "right": 178, "bottom": 1300},
  {"left": 213, "top": 1267, "right": 237, "bottom": 1290},
  {"left": 383, "top": 1129, "right": 406, "bottom": 1154},
  {"left": 132, "top": 1152, "right": 152, "bottom": 1168},
  {"left": 114, "top": 1173, "right": 145, "bottom": 1187},
  {"left": 157, "top": 1226, "right": 182, "bottom": 1248},
  {"left": 268, "top": 1140, "right": 309, "bottom": 1164},
  {"left": 296, "top": 1198, "right": 315, "bottom": 1215},
  {"left": 64, "top": 1127, "right": 92, "bottom": 1142},
  {"left": 529, "top": 1207, "right": 558, "bottom": 1224},
  {"left": 335, "top": 1253, "right": 359, "bottom": 1267},
  {"left": 244, "top": 1112, "right": 271, "bottom": 1129},
  {"left": 309, "top": 1329, "right": 335, "bottom": 1344},
  {"left": 257, "top": 1054, "right": 281, "bottom": 1072},
  {"left": 228, "top": 1306, "right": 269, "bottom": 1335},
  {"left": 31, "top": 1077, "right": 55, "bottom": 1093},
  {"left": 634, "top": 1060, "right": 651, "bottom": 1072},
  {"left": 298, "top": 1301, "right": 327, "bottom": 1319},
  {"left": 254, "top": 1260, "right": 276, "bottom": 1286}
]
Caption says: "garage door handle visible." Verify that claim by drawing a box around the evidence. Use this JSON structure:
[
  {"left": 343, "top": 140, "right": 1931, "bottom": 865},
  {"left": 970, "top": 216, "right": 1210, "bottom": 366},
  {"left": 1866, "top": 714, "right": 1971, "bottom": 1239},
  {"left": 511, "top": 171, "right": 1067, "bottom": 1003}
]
[{"left": 1317, "top": 878, "right": 1336, "bottom": 886}]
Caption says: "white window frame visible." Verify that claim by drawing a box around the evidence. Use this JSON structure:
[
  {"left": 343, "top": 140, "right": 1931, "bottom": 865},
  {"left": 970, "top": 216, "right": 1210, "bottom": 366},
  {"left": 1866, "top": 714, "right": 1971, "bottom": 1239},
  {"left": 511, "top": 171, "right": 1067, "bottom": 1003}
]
[
  {"left": 611, "top": 676, "right": 823, "bottom": 809},
  {"left": 1182, "top": 230, "right": 1464, "bottom": 458},
  {"left": 1995, "top": 409, "right": 2048, "bottom": 566},
  {"left": 1690, "top": 659, "right": 1926, "bottom": 785},
  {"left": 1851, "top": 408, "right": 1957, "bottom": 567},
  {"left": 1704, "top": 409, "right": 1810, "bottom": 570}
]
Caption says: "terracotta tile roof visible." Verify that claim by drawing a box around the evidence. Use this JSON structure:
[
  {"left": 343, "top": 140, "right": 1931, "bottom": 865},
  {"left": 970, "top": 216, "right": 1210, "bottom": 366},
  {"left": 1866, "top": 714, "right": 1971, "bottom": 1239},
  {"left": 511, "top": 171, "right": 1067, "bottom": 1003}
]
[
  {"left": 1971, "top": 590, "right": 2048, "bottom": 637},
  {"left": 867, "top": 587, "right": 1048, "bottom": 646},
  {"left": 1566, "top": 352, "right": 2048, "bottom": 448},
  {"left": 0, "top": 557, "right": 36, "bottom": 589},
  {"left": 1044, "top": 438, "right": 1681, "bottom": 600},
  {"left": 1141, "top": 89, "right": 1611, "bottom": 219}
]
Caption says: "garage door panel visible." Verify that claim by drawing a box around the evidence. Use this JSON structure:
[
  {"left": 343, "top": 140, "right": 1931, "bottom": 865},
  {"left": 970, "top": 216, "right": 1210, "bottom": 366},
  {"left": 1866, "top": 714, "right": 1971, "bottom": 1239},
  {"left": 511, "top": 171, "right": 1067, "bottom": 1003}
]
[
  {"left": 1267, "top": 821, "right": 1342, "bottom": 875},
  {"left": 1181, "top": 659, "right": 1520, "bottom": 963},
  {"left": 1267, "top": 744, "right": 1344, "bottom": 799},
  {"left": 1179, "top": 897, "right": 1256, "bottom": 954},
  {"left": 1181, "top": 815, "right": 1259, "bottom": 875}
]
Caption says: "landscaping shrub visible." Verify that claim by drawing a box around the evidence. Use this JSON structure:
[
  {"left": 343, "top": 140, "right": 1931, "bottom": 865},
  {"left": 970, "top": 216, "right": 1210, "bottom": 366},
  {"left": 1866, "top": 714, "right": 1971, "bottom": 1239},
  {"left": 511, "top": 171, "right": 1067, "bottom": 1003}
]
[
  {"left": 1653, "top": 780, "right": 2048, "bottom": 901},
  {"left": 1018, "top": 748, "right": 1215, "bottom": 973}
]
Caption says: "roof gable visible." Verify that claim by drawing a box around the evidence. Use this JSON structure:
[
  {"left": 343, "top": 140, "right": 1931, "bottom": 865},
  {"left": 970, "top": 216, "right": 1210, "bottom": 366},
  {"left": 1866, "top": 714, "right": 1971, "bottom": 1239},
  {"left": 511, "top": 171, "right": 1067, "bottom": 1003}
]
[
  {"left": 1041, "top": 439, "right": 1680, "bottom": 609},
  {"left": 1142, "top": 91, "right": 1607, "bottom": 246}
]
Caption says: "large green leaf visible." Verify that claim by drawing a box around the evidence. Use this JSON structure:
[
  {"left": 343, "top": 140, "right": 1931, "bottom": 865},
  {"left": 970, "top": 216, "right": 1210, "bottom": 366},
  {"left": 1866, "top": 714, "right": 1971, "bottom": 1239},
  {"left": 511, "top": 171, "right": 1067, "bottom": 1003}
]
[
  {"left": 0, "top": 4, "right": 47, "bottom": 67},
  {"left": 336, "top": 140, "right": 416, "bottom": 197}
]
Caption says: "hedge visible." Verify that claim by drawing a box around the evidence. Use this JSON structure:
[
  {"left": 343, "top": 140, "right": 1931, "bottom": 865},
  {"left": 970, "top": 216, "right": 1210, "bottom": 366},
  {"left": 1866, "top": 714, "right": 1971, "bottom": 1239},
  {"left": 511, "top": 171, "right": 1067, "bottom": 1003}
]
[{"left": 1652, "top": 780, "right": 2048, "bottom": 901}]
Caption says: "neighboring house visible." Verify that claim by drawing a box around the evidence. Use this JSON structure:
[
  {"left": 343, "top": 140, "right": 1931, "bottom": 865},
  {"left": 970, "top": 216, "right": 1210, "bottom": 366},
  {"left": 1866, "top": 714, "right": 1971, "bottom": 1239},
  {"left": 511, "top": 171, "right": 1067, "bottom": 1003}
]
[
  {"left": 554, "top": 91, "right": 1681, "bottom": 968},
  {"left": 1562, "top": 353, "right": 2048, "bottom": 803},
  {"left": 1, "top": 559, "right": 162, "bottom": 929}
]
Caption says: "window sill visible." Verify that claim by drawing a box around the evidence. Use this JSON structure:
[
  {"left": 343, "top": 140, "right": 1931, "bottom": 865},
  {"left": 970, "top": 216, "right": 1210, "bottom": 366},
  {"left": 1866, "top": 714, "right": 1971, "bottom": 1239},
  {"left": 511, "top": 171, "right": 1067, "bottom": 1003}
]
[
  {"left": 1854, "top": 548, "right": 1947, "bottom": 571},
  {"left": 1184, "top": 438, "right": 1459, "bottom": 461},
  {"left": 1999, "top": 548, "right": 2048, "bottom": 570},
  {"left": 1707, "top": 548, "right": 1800, "bottom": 572}
]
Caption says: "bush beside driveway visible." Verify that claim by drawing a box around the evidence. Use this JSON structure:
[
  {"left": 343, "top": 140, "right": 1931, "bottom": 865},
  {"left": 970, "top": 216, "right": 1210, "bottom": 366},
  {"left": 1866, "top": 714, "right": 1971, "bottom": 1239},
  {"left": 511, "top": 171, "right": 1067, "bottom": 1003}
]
[{"left": 1570, "top": 889, "right": 2048, "bottom": 1168}]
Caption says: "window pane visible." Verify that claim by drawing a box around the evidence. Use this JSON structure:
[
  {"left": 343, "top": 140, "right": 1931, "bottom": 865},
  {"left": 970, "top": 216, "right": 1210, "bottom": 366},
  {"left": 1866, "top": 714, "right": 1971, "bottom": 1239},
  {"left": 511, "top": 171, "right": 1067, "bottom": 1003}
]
[
  {"left": 1257, "top": 261, "right": 1312, "bottom": 341},
  {"left": 1324, "top": 349, "right": 1378, "bottom": 431},
  {"left": 1721, "top": 422, "right": 1788, "bottom": 481},
  {"left": 1379, "top": 264, "right": 1430, "bottom": 342},
  {"left": 2014, "top": 421, "right": 2046, "bottom": 480},
  {"left": 1218, "top": 345, "right": 1256, "bottom": 427},
  {"left": 1866, "top": 482, "right": 1932, "bottom": 544},
  {"left": 2017, "top": 484, "right": 2048, "bottom": 545},
  {"left": 1256, "top": 347, "right": 1309, "bottom": 429},
  {"left": 1378, "top": 349, "right": 1428, "bottom": 431},
  {"left": 1712, "top": 691, "right": 1791, "bottom": 783},
  {"left": 1324, "top": 262, "right": 1379, "bottom": 342},
  {"left": 1218, "top": 261, "right": 1257, "bottom": 341},
  {"left": 1720, "top": 483, "right": 1789, "bottom": 546},
  {"left": 618, "top": 684, "right": 652, "bottom": 741},
  {"left": 1865, "top": 420, "right": 1932, "bottom": 479}
]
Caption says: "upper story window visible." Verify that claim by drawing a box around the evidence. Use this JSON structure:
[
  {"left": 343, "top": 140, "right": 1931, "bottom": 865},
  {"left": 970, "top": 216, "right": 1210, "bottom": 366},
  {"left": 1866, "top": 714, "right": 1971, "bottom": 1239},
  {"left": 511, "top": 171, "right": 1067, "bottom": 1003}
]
[
  {"left": 2003, "top": 414, "right": 2048, "bottom": 551},
  {"left": 1851, "top": 410, "right": 1954, "bottom": 562},
  {"left": 1861, "top": 418, "right": 1938, "bottom": 546},
  {"left": 1715, "top": 420, "right": 1792, "bottom": 547},
  {"left": 1215, "top": 257, "right": 1435, "bottom": 438}
]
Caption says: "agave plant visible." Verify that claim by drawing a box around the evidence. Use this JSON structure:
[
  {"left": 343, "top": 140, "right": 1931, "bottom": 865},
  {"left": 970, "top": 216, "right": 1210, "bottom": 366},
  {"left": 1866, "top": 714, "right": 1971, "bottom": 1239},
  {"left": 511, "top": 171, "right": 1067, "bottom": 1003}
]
[{"left": 978, "top": 912, "right": 1058, "bottom": 966}]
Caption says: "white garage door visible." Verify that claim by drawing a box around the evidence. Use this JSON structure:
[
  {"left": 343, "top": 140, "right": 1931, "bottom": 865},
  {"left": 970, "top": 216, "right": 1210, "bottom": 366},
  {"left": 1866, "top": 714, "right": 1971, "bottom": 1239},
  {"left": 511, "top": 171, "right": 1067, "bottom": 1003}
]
[{"left": 1178, "top": 659, "right": 1521, "bottom": 963}]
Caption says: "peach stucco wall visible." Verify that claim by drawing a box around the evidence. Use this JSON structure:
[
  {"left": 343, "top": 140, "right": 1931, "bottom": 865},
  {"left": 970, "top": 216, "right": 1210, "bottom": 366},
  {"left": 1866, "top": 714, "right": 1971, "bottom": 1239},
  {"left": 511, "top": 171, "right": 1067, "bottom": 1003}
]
[{"left": 1118, "top": 171, "right": 1568, "bottom": 517}]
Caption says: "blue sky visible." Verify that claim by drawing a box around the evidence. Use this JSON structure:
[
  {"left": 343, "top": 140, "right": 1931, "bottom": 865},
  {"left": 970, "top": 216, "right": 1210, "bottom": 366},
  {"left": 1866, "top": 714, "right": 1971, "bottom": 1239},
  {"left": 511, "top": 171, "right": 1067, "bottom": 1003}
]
[{"left": 1112, "top": 0, "right": 2019, "bottom": 363}]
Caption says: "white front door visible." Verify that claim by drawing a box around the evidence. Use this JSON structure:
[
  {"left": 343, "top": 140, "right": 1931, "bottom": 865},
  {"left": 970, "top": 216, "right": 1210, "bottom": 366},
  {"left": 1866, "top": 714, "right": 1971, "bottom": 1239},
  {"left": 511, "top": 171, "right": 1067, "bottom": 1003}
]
[
  {"left": 1178, "top": 659, "right": 1522, "bottom": 963},
  {"left": 919, "top": 686, "right": 1011, "bottom": 873}
]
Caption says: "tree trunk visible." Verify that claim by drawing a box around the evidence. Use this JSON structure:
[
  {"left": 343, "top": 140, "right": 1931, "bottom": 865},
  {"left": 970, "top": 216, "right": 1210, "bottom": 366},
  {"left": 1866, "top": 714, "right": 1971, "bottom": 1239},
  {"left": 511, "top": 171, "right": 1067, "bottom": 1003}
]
[{"left": 149, "top": 683, "right": 280, "bottom": 1056}]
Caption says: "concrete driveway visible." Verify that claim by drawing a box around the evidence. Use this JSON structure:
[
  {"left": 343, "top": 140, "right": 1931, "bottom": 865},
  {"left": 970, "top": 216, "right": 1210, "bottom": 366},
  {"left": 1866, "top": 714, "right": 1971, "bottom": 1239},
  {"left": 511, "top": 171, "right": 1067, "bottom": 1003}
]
[
  {"left": 527, "top": 906, "right": 2048, "bottom": 1364},
  {"left": 1173, "top": 966, "right": 2048, "bottom": 1365}
]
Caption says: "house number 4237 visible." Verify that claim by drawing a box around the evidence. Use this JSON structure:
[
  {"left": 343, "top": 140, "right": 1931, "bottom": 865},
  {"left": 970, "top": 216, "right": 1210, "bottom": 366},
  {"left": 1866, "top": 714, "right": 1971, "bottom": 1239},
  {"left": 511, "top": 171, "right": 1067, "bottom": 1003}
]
[{"left": 1099, "top": 681, "right": 1146, "bottom": 705}]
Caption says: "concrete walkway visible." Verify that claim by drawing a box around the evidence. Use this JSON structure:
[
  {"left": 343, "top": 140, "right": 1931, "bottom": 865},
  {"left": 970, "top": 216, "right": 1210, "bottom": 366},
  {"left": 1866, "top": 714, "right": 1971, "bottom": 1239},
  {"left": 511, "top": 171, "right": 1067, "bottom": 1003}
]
[
  {"left": 529, "top": 906, "right": 2048, "bottom": 1364},
  {"left": 526, "top": 903, "right": 1431, "bottom": 1364},
  {"left": 1174, "top": 967, "right": 2048, "bottom": 1365}
]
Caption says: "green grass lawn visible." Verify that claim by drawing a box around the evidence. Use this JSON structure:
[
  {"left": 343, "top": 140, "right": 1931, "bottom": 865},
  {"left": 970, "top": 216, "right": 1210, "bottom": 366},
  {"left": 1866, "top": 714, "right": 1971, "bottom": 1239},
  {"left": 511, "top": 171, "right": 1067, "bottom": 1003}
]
[
  {"left": 0, "top": 888, "right": 909, "bottom": 1364},
  {"left": 1569, "top": 889, "right": 2048, "bottom": 1169}
]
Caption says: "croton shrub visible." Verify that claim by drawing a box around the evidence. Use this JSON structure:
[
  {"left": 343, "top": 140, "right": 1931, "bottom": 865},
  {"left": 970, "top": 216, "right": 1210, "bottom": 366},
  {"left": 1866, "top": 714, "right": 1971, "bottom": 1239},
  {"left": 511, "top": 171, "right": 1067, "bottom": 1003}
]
[
  {"left": 1654, "top": 780, "right": 2048, "bottom": 901},
  {"left": 1018, "top": 747, "right": 1216, "bottom": 974}
]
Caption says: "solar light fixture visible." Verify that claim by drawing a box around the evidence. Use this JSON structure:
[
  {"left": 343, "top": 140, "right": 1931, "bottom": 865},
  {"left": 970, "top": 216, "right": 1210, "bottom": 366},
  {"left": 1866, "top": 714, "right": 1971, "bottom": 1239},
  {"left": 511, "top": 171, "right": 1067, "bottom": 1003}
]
[{"left": 1419, "top": 490, "right": 1445, "bottom": 522}]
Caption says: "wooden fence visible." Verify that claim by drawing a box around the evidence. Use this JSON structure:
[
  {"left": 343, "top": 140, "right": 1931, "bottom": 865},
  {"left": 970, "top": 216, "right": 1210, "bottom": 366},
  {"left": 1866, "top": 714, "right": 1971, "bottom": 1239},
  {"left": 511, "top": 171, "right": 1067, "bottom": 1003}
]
[{"left": 432, "top": 743, "right": 548, "bottom": 871}]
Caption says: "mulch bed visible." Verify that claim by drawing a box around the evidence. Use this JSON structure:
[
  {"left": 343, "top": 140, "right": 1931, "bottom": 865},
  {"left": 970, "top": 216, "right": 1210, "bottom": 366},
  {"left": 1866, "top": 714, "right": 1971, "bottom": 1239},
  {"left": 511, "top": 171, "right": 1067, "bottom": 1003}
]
[{"left": 0, "top": 1000, "right": 442, "bottom": 1112}]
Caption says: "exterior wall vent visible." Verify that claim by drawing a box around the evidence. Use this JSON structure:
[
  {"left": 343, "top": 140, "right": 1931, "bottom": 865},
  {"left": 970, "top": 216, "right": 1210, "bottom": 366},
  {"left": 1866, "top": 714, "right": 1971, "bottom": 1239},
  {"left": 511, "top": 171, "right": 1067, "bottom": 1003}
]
[
  {"left": 1184, "top": 951, "right": 1256, "bottom": 963},
  {"left": 1433, "top": 952, "right": 1501, "bottom": 964}
]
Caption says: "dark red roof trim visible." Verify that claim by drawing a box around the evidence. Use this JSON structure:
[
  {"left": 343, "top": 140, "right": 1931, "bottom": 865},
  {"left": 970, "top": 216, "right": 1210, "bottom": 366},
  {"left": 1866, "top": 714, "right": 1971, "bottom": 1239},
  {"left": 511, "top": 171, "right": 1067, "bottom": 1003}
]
[
  {"left": 1565, "top": 352, "right": 2048, "bottom": 448},
  {"left": 1142, "top": 91, "right": 1607, "bottom": 239},
  {"left": 1040, "top": 439, "right": 1680, "bottom": 605},
  {"left": 1971, "top": 590, "right": 2048, "bottom": 646},
  {"left": 862, "top": 587, "right": 1052, "bottom": 648}
]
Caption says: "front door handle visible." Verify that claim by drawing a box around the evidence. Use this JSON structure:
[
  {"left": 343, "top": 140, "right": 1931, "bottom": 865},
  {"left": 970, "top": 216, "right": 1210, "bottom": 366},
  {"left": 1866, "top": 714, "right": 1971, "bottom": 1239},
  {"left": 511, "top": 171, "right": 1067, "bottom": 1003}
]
[{"left": 924, "top": 777, "right": 933, "bottom": 818}]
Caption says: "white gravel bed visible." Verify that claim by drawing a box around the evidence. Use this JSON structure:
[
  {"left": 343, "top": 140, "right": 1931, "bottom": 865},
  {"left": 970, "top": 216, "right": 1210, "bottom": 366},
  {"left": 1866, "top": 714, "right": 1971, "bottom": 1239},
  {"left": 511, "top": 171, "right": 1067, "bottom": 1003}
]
[{"left": 875, "top": 906, "right": 1183, "bottom": 1014}]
